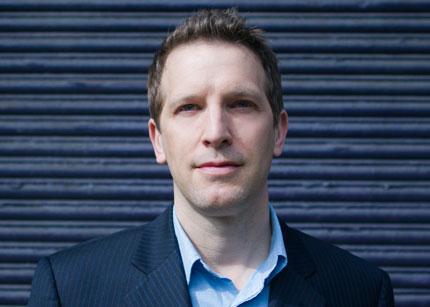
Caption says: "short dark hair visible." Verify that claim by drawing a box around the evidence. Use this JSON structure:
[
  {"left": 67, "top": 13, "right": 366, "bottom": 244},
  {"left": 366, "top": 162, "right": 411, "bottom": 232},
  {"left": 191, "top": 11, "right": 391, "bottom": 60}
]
[{"left": 147, "top": 8, "right": 283, "bottom": 128}]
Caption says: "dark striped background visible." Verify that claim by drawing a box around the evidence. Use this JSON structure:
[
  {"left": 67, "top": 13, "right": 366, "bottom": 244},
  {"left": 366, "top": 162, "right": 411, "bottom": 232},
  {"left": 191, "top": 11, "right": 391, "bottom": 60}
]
[{"left": 1, "top": 1, "right": 429, "bottom": 306}]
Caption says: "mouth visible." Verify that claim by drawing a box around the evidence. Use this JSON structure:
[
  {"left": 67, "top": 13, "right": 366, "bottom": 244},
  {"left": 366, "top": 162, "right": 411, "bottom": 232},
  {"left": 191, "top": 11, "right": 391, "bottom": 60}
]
[
  {"left": 198, "top": 161, "right": 241, "bottom": 167},
  {"left": 195, "top": 161, "right": 242, "bottom": 176}
]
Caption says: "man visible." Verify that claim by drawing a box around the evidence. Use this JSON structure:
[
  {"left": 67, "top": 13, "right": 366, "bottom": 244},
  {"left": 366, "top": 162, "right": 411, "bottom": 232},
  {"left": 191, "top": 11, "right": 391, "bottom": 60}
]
[{"left": 28, "top": 9, "right": 394, "bottom": 307}]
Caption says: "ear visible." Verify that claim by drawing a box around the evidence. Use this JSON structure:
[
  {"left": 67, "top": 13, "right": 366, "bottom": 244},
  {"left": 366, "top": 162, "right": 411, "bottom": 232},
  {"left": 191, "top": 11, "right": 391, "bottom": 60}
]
[
  {"left": 148, "top": 118, "right": 167, "bottom": 164},
  {"left": 273, "top": 110, "right": 288, "bottom": 157}
]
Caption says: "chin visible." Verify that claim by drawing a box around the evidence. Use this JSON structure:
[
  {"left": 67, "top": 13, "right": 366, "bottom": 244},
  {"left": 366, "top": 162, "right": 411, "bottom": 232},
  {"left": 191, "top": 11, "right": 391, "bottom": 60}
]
[{"left": 190, "top": 189, "right": 250, "bottom": 216}]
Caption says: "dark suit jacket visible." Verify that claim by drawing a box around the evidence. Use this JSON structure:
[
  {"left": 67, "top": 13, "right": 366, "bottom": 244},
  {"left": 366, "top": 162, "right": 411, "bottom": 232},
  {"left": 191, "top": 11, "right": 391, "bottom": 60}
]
[{"left": 28, "top": 207, "right": 394, "bottom": 307}]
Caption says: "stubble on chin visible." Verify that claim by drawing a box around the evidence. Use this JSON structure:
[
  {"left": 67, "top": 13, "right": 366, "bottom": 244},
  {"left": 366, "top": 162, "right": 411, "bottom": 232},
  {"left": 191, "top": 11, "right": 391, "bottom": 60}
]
[{"left": 179, "top": 183, "right": 258, "bottom": 219}]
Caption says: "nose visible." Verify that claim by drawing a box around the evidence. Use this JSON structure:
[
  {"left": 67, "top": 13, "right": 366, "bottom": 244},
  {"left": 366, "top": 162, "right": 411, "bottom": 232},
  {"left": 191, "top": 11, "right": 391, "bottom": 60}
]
[{"left": 202, "top": 104, "right": 232, "bottom": 148}]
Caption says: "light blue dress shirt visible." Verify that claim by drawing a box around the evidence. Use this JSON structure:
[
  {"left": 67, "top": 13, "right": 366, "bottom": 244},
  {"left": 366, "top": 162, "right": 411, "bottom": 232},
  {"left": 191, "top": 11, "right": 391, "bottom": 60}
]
[{"left": 173, "top": 205, "right": 288, "bottom": 307}]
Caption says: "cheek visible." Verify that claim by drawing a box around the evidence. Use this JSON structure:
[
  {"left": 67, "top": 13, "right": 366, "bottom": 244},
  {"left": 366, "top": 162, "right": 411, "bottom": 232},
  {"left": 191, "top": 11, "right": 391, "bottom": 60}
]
[
  {"left": 162, "top": 132, "right": 192, "bottom": 162},
  {"left": 238, "top": 119, "right": 274, "bottom": 143},
  {"left": 234, "top": 132, "right": 273, "bottom": 168},
  {"left": 254, "top": 125, "right": 276, "bottom": 157}
]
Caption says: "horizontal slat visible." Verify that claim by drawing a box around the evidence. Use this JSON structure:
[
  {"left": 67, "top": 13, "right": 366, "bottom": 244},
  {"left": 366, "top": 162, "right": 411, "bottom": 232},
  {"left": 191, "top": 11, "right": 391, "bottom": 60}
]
[
  {"left": 0, "top": 0, "right": 430, "bottom": 13},
  {"left": 1, "top": 12, "right": 430, "bottom": 33},
  {"left": 0, "top": 55, "right": 150, "bottom": 73},
  {"left": 0, "top": 223, "right": 128, "bottom": 242},
  {"left": 0, "top": 286, "right": 28, "bottom": 306},
  {"left": 0, "top": 200, "right": 166, "bottom": 221},
  {"left": 0, "top": 265, "right": 34, "bottom": 284},
  {"left": 339, "top": 247, "right": 430, "bottom": 267},
  {"left": 0, "top": 243, "right": 73, "bottom": 262},
  {"left": 2, "top": 33, "right": 430, "bottom": 53},
  {"left": 394, "top": 291, "right": 430, "bottom": 307},
  {"left": 276, "top": 202, "right": 430, "bottom": 223},
  {"left": 389, "top": 270, "right": 430, "bottom": 289},
  {"left": 277, "top": 54, "right": 430, "bottom": 74},
  {"left": 270, "top": 183, "right": 430, "bottom": 201},
  {"left": 301, "top": 226, "right": 430, "bottom": 245}
]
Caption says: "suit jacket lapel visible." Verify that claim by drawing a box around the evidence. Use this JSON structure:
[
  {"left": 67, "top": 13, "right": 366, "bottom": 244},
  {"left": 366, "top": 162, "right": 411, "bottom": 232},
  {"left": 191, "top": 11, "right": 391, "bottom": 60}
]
[
  {"left": 125, "top": 208, "right": 324, "bottom": 307},
  {"left": 125, "top": 207, "right": 192, "bottom": 307},
  {"left": 269, "top": 221, "right": 326, "bottom": 307},
  {"left": 269, "top": 268, "right": 325, "bottom": 307}
]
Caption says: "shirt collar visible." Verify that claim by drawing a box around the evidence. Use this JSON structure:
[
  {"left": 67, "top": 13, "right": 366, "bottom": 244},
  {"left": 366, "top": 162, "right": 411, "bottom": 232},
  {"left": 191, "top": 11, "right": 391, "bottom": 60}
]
[
  {"left": 173, "top": 204, "right": 287, "bottom": 285},
  {"left": 173, "top": 207, "right": 202, "bottom": 283}
]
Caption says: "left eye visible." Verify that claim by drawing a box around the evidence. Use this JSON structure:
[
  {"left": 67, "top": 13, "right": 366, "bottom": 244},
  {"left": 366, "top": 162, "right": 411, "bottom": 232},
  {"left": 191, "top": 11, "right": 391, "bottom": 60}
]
[{"left": 231, "top": 100, "right": 252, "bottom": 108}]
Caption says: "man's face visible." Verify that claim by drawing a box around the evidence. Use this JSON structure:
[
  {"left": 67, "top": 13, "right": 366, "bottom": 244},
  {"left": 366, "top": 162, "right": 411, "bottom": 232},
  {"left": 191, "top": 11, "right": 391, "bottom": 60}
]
[{"left": 149, "top": 40, "right": 287, "bottom": 217}]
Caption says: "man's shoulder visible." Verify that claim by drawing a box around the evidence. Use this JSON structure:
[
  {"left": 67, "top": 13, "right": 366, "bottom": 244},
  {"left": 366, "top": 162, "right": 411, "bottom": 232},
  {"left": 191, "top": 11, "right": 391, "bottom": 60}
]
[
  {"left": 279, "top": 223, "right": 394, "bottom": 306},
  {"left": 285, "top": 224, "right": 392, "bottom": 299},
  {"left": 51, "top": 224, "right": 144, "bottom": 263},
  {"left": 48, "top": 208, "right": 170, "bottom": 268},
  {"left": 288, "top": 225, "right": 383, "bottom": 276},
  {"left": 29, "top": 209, "right": 175, "bottom": 306}
]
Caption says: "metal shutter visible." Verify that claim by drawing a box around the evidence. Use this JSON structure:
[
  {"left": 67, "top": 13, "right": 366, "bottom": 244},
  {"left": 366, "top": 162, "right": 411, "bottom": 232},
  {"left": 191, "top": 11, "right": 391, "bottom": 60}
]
[{"left": 0, "top": 1, "right": 429, "bottom": 306}]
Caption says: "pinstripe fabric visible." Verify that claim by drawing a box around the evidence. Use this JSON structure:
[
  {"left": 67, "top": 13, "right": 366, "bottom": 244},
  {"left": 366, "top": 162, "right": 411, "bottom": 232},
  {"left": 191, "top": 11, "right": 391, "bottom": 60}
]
[
  {"left": 270, "top": 226, "right": 394, "bottom": 307},
  {"left": 28, "top": 206, "right": 394, "bottom": 307}
]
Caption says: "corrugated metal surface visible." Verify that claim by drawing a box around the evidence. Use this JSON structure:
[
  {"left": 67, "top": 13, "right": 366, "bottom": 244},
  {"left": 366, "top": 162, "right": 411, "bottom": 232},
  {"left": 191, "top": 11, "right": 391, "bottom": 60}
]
[{"left": 0, "top": 1, "right": 429, "bottom": 305}]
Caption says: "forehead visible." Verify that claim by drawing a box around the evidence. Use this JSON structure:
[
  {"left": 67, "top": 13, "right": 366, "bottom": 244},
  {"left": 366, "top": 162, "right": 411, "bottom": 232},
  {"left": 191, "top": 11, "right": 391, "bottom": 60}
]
[{"left": 160, "top": 40, "right": 267, "bottom": 102}]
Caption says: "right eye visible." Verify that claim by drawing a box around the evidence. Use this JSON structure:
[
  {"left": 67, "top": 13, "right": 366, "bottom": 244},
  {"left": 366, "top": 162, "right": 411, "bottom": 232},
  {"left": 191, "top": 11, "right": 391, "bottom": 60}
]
[{"left": 176, "top": 104, "right": 200, "bottom": 113}]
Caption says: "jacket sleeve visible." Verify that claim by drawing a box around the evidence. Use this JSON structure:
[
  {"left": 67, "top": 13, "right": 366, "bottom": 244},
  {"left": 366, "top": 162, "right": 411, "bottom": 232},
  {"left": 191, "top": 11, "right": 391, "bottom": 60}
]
[
  {"left": 377, "top": 270, "right": 395, "bottom": 307},
  {"left": 27, "top": 257, "right": 61, "bottom": 307}
]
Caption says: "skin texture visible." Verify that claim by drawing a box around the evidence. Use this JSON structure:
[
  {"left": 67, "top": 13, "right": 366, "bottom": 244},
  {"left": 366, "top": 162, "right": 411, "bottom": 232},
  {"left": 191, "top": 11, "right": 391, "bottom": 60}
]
[{"left": 148, "top": 40, "right": 288, "bottom": 289}]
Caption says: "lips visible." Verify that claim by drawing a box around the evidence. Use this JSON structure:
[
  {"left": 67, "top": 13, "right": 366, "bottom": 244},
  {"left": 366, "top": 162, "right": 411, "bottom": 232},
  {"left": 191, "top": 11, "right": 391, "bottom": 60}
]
[
  {"left": 195, "top": 160, "right": 242, "bottom": 176},
  {"left": 197, "top": 161, "right": 241, "bottom": 168}
]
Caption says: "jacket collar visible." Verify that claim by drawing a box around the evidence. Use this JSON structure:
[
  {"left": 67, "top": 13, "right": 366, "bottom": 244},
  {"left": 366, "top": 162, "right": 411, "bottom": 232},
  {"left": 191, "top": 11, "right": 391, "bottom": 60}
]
[
  {"left": 126, "top": 207, "right": 325, "bottom": 307},
  {"left": 269, "top": 220, "right": 326, "bottom": 306},
  {"left": 125, "top": 207, "right": 192, "bottom": 307}
]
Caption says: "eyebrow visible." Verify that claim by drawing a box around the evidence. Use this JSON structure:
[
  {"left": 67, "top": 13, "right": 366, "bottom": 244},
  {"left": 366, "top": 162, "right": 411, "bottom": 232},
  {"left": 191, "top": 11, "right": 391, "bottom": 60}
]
[
  {"left": 169, "top": 87, "right": 264, "bottom": 107},
  {"left": 169, "top": 95, "right": 202, "bottom": 109},
  {"left": 223, "top": 88, "right": 264, "bottom": 101}
]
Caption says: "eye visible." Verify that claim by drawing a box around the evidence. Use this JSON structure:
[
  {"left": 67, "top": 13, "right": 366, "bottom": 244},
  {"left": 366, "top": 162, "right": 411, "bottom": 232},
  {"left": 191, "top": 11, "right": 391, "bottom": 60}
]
[
  {"left": 176, "top": 103, "right": 200, "bottom": 113},
  {"left": 230, "top": 100, "right": 254, "bottom": 109}
]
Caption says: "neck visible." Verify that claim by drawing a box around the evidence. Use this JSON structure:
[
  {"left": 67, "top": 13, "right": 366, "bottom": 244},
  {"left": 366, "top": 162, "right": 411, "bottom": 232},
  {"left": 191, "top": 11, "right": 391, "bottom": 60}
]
[{"left": 174, "top": 194, "right": 272, "bottom": 289}]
